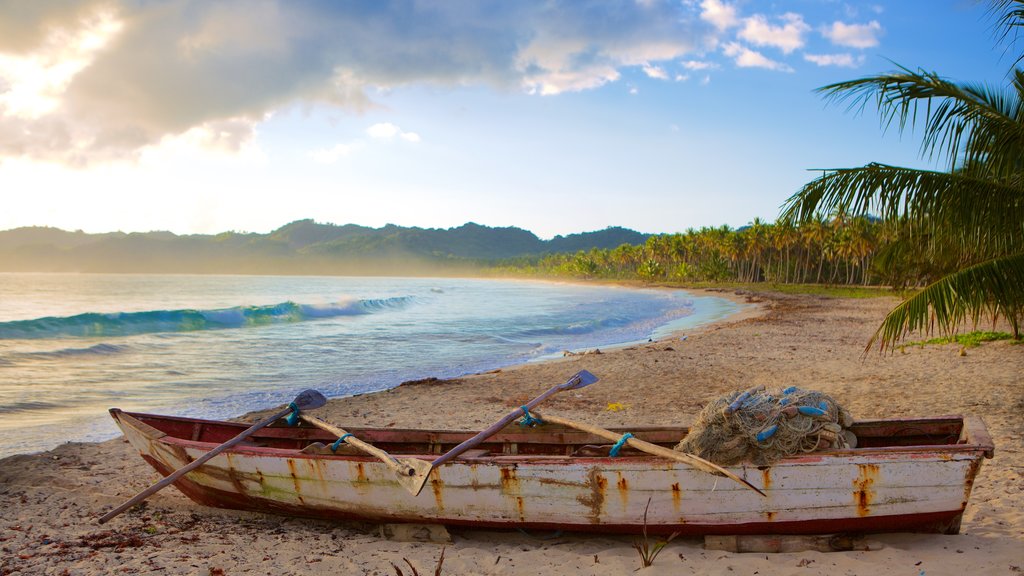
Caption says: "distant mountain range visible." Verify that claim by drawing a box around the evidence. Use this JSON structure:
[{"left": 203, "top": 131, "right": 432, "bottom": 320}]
[{"left": 0, "top": 220, "right": 650, "bottom": 274}]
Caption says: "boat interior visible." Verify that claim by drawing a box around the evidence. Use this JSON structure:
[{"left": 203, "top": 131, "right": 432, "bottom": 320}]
[{"left": 119, "top": 410, "right": 983, "bottom": 460}]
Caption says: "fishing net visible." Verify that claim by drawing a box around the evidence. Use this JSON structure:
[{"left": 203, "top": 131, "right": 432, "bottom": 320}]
[{"left": 675, "top": 386, "right": 856, "bottom": 466}]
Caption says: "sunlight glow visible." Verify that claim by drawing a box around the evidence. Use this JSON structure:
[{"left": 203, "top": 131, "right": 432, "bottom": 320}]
[{"left": 0, "top": 10, "right": 122, "bottom": 119}]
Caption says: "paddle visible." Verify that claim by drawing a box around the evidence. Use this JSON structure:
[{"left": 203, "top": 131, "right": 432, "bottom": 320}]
[
  {"left": 531, "top": 410, "right": 766, "bottom": 497},
  {"left": 98, "top": 389, "right": 327, "bottom": 524},
  {"left": 299, "top": 414, "right": 432, "bottom": 494},
  {"left": 408, "top": 370, "right": 599, "bottom": 497}
]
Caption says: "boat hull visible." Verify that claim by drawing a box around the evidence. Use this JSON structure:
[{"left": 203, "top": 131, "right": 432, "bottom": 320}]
[{"left": 110, "top": 410, "right": 992, "bottom": 535}]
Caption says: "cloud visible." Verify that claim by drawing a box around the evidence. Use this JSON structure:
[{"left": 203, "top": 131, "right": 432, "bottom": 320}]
[
  {"left": 722, "top": 42, "right": 792, "bottom": 72},
  {"left": 803, "top": 53, "right": 864, "bottom": 68},
  {"left": 738, "top": 13, "right": 809, "bottom": 54},
  {"left": 822, "top": 20, "right": 882, "bottom": 48},
  {"left": 0, "top": 0, "right": 713, "bottom": 164},
  {"left": 699, "top": 0, "right": 739, "bottom": 31},
  {"left": 681, "top": 60, "right": 718, "bottom": 70},
  {"left": 366, "top": 122, "right": 419, "bottom": 142},
  {"left": 309, "top": 142, "right": 363, "bottom": 164},
  {"left": 642, "top": 63, "right": 668, "bottom": 80}
]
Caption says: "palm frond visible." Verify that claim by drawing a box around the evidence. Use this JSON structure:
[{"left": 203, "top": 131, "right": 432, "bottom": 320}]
[
  {"left": 991, "top": 0, "right": 1024, "bottom": 66},
  {"left": 781, "top": 163, "right": 1024, "bottom": 255},
  {"left": 816, "top": 67, "right": 1024, "bottom": 173},
  {"left": 868, "top": 252, "right": 1024, "bottom": 352}
]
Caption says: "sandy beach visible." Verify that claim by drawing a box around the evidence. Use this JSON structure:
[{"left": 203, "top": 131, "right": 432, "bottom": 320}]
[{"left": 2, "top": 289, "right": 1021, "bottom": 575}]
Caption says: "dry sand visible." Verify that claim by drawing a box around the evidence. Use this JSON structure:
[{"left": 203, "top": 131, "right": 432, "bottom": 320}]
[{"left": 2, "top": 289, "right": 1022, "bottom": 575}]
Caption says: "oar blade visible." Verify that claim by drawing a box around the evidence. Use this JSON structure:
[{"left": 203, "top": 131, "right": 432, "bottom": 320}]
[
  {"left": 398, "top": 458, "right": 434, "bottom": 495},
  {"left": 294, "top": 389, "right": 328, "bottom": 411},
  {"left": 564, "top": 370, "right": 598, "bottom": 390}
]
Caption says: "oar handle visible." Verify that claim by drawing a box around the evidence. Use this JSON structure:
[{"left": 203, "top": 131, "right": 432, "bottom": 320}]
[
  {"left": 299, "top": 415, "right": 407, "bottom": 474},
  {"left": 534, "top": 411, "right": 766, "bottom": 497},
  {"left": 429, "top": 370, "right": 594, "bottom": 469},
  {"left": 99, "top": 404, "right": 294, "bottom": 524}
]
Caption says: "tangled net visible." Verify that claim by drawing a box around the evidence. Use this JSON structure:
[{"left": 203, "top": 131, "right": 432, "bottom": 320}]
[{"left": 675, "top": 385, "right": 856, "bottom": 466}]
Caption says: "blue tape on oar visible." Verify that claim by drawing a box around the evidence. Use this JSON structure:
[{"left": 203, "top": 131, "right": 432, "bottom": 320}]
[
  {"left": 756, "top": 425, "right": 779, "bottom": 442},
  {"left": 331, "top": 433, "right": 354, "bottom": 452},
  {"left": 333, "top": 432, "right": 358, "bottom": 450},
  {"left": 285, "top": 402, "right": 301, "bottom": 426},
  {"left": 609, "top": 433, "right": 634, "bottom": 457},
  {"left": 518, "top": 406, "right": 543, "bottom": 427}
]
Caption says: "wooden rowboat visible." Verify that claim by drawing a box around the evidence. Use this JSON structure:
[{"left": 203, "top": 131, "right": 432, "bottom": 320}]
[{"left": 109, "top": 408, "right": 993, "bottom": 535}]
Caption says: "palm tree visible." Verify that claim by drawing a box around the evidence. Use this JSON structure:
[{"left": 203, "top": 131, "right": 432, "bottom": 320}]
[{"left": 782, "top": 0, "right": 1024, "bottom": 351}]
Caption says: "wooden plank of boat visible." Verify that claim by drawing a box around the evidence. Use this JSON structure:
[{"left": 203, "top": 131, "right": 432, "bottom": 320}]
[{"left": 108, "top": 409, "right": 993, "bottom": 536}]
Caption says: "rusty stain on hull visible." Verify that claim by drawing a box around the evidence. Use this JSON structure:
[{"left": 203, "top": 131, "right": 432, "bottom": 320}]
[
  {"left": 670, "top": 483, "right": 681, "bottom": 512},
  {"left": 285, "top": 459, "right": 305, "bottom": 505},
  {"left": 760, "top": 467, "right": 772, "bottom": 491},
  {"left": 853, "top": 463, "right": 879, "bottom": 517},
  {"left": 577, "top": 468, "right": 607, "bottom": 523},
  {"left": 430, "top": 472, "right": 445, "bottom": 511},
  {"left": 500, "top": 467, "right": 520, "bottom": 495},
  {"left": 616, "top": 473, "right": 629, "bottom": 508}
]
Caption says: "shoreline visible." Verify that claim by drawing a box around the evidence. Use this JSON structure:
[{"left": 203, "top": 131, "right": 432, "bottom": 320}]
[
  {"left": 0, "top": 280, "right": 755, "bottom": 460},
  {"left": 2, "top": 290, "right": 1021, "bottom": 575}
]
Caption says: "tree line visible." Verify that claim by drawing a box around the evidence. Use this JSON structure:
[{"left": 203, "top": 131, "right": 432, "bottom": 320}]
[{"left": 496, "top": 215, "right": 932, "bottom": 289}]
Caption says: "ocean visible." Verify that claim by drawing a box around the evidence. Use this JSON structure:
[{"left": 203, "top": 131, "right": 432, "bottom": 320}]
[{"left": 0, "top": 273, "right": 741, "bottom": 458}]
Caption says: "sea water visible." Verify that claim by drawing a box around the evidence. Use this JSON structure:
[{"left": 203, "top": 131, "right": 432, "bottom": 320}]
[{"left": 0, "top": 273, "right": 740, "bottom": 458}]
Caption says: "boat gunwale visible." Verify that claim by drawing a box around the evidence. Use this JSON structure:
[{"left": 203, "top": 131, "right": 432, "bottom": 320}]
[{"left": 111, "top": 409, "right": 995, "bottom": 465}]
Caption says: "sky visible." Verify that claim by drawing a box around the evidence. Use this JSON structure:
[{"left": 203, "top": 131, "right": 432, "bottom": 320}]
[{"left": 0, "top": 0, "right": 1013, "bottom": 239}]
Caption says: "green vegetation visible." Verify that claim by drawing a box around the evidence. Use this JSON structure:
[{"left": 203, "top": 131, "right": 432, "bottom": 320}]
[
  {"left": 782, "top": 0, "right": 1024, "bottom": 351},
  {"left": 490, "top": 217, "right": 912, "bottom": 293},
  {"left": 905, "top": 331, "right": 1017, "bottom": 349}
]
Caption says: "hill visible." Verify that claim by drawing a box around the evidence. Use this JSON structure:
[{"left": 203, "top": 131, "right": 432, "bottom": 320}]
[{"left": 0, "top": 220, "right": 650, "bottom": 274}]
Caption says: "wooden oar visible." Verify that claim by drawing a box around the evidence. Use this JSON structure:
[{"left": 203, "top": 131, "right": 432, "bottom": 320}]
[
  {"left": 408, "top": 370, "right": 599, "bottom": 497},
  {"left": 299, "top": 414, "right": 432, "bottom": 494},
  {"left": 531, "top": 411, "right": 767, "bottom": 497},
  {"left": 98, "top": 389, "right": 328, "bottom": 524}
]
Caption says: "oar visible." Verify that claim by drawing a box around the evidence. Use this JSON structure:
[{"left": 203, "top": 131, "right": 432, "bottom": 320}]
[
  {"left": 299, "top": 414, "right": 432, "bottom": 494},
  {"left": 98, "top": 389, "right": 327, "bottom": 524},
  {"left": 531, "top": 411, "right": 767, "bottom": 497},
  {"left": 408, "top": 370, "right": 599, "bottom": 496}
]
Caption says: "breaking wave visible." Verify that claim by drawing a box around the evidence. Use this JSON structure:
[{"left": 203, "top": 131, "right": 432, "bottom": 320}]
[{"left": 0, "top": 297, "right": 414, "bottom": 339}]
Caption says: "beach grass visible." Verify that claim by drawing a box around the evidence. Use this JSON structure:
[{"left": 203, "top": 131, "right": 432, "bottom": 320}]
[{"left": 903, "top": 331, "right": 1018, "bottom": 349}]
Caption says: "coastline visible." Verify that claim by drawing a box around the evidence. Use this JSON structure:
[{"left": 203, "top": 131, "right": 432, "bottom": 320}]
[{"left": 2, "top": 290, "right": 1021, "bottom": 575}]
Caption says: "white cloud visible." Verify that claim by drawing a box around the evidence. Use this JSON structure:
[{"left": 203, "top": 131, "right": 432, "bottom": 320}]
[
  {"left": 0, "top": 0, "right": 708, "bottom": 163},
  {"left": 700, "top": 74, "right": 711, "bottom": 85},
  {"left": 674, "top": 73, "right": 690, "bottom": 82},
  {"left": 367, "top": 122, "right": 420, "bottom": 142},
  {"left": 699, "top": 0, "right": 739, "bottom": 31},
  {"left": 822, "top": 21, "right": 882, "bottom": 48},
  {"left": 309, "top": 142, "right": 363, "bottom": 164},
  {"left": 738, "top": 13, "right": 809, "bottom": 54},
  {"left": 642, "top": 63, "right": 668, "bottom": 79},
  {"left": 722, "top": 42, "right": 793, "bottom": 72},
  {"left": 803, "top": 53, "right": 863, "bottom": 68},
  {"left": 681, "top": 60, "right": 717, "bottom": 70}
]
